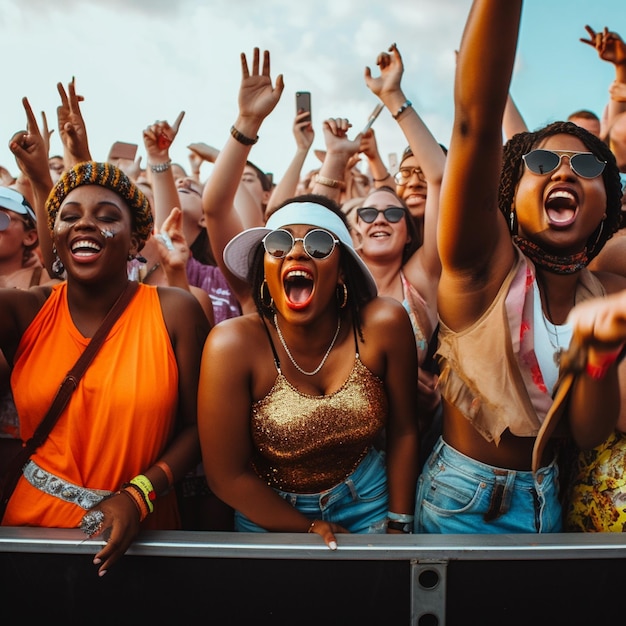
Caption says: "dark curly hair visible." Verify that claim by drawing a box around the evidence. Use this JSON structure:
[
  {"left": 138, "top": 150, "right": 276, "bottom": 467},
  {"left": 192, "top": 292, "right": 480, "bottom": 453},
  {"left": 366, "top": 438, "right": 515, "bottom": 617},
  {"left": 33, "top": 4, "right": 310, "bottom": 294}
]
[
  {"left": 499, "top": 121, "right": 622, "bottom": 262},
  {"left": 249, "top": 194, "right": 372, "bottom": 337}
]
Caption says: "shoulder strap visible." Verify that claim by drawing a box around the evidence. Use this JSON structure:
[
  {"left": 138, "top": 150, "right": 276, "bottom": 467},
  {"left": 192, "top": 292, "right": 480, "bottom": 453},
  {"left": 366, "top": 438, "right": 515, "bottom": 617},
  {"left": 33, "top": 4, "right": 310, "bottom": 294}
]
[
  {"left": 0, "top": 280, "right": 139, "bottom": 519},
  {"left": 260, "top": 314, "right": 281, "bottom": 371}
]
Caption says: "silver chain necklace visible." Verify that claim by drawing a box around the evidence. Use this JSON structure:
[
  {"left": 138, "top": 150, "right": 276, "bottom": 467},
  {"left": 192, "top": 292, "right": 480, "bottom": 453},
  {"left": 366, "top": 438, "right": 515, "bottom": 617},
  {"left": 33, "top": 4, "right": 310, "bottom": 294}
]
[
  {"left": 273, "top": 313, "right": 341, "bottom": 376},
  {"left": 541, "top": 313, "right": 564, "bottom": 367}
]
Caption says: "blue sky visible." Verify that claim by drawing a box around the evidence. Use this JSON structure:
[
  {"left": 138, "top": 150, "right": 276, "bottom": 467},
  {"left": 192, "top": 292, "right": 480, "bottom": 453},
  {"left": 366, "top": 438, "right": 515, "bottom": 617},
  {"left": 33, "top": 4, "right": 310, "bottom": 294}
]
[{"left": 1, "top": 0, "right": 623, "bottom": 183}]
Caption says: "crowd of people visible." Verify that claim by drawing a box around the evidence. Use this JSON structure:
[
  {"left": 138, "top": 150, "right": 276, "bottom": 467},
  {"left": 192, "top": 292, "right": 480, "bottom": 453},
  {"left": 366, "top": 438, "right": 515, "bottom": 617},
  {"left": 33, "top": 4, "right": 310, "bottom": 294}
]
[{"left": 2, "top": 0, "right": 626, "bottom": 575}]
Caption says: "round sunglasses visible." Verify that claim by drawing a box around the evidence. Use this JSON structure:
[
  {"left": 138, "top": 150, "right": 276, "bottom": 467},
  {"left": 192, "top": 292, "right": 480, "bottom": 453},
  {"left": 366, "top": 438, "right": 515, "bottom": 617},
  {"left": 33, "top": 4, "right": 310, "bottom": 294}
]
[
  {"left": 522, "top": 149, "right": 606, "bottom": 179},
  {"left": 262, "top": 228, "right": 339, "bottom": 260},
  {"left": 0, "top": 211, "right": 28, "bottom": 231},
  {"left": 357, "top": 207, "right": 406, "bottom": 223}
]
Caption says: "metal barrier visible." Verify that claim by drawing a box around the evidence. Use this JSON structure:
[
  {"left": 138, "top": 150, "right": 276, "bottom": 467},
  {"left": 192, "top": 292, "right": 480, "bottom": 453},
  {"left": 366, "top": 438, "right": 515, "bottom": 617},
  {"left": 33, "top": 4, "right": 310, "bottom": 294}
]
[{"left": 2, "top": 527, "right": 626, "bottom": 625}]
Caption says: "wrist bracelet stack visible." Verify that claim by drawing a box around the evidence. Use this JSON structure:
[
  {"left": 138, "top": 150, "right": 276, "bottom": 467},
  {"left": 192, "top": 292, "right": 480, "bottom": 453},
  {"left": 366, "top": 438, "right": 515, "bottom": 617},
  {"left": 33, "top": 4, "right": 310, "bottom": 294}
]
[
  {"left": 314, "top": 174, "right": 346, "bottom": 190},
  {"left": 149, "top": 160, "right": 172, "bottom": 174},
  {"left": 392, "top": 100, "right": 413, "bottom": 121},
  {"left": 387, "top": 511, "right": 414, "bottom": 534},
  {"left": 230, "top": 125, "right": 258, "bottom": 146},
  {"left": 121, "top": 473, "right": 156, "bottom": 521}
]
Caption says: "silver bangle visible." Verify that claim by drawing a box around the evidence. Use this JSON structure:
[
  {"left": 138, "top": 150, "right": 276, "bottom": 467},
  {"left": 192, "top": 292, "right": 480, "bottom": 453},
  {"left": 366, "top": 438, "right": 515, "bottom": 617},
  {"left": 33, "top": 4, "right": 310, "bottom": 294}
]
[{"left": 149, "top": 160, "right": 172, "bottom": 173}]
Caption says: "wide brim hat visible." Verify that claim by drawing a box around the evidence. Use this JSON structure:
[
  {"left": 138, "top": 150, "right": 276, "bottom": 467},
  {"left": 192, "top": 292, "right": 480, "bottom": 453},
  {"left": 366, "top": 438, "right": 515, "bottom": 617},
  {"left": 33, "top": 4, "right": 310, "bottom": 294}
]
[
  {"left": 0, "top": 187, "right": 36, "bottom": 223},
  {"left": 223, "top": 201, "right": 377, "bottom": 299}
]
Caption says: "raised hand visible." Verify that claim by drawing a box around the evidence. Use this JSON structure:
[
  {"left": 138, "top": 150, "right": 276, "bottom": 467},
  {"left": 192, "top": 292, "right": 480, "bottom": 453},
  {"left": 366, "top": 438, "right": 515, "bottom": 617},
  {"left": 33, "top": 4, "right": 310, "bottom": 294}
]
[
  {"left": 293, "top": 110, "right": 315, "bottom": 151},
  {"left": 581, "top": 25, "right": 626, "bottom": 66},
  {"left": 364, "top": 43, "right": 404, "bottom": 101},
  {"left": 143, "top": 110, "right": 185, "bottom": 164},
  {"left": 9, "top": 97, "right": 53, "bottom": 185},
  {"left": 56, "top": 78, "right": 91, "bottom": 165},
  {"left": 321, "top": 117, "right": 361, "bottom": 158},
  {"left": 238, "top": 48, "right": 284, "bottom": 123},
  {"left": 609, "top": 80, "right": 626, "bottom": 102},
  {"left": 154, "top": 207, "right": 190, "bottom": 273}
]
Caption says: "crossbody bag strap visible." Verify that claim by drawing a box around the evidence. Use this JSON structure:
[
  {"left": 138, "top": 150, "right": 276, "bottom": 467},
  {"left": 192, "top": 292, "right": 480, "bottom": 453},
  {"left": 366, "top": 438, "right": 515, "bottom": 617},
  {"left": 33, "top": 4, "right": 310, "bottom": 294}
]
[{"left": 0, "top": 280, "right": 139, "bottom": 519}]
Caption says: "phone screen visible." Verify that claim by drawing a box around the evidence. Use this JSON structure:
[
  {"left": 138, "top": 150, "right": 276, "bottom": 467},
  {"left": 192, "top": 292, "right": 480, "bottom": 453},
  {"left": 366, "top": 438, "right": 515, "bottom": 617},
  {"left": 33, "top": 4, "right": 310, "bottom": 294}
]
[{"left": 296, "top": 91, "right": 312, "bottom": 122}]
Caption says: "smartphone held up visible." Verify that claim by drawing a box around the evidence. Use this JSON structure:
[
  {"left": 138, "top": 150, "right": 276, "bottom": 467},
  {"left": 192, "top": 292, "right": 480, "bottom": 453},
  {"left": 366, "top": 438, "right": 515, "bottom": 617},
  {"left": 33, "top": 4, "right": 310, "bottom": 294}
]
[{"left": 296, "top": 91, "right": 312, "bottom": 123}]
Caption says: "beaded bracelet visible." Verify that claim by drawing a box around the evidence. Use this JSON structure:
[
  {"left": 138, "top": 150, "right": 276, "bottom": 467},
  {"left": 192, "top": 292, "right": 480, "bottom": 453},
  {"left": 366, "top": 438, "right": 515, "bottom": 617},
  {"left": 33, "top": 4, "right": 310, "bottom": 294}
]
[
  {"left": 230, "top": 125, "right": 258, "bottom": 146},
  {"left": 392, "top": 100, "right": 413, "bottom": 121},
  {"left": 149, "top": 160, "right": 172, "bottom": 174},
  {"left": 314, "top": 174, "right": 346, "bottom": 190}
]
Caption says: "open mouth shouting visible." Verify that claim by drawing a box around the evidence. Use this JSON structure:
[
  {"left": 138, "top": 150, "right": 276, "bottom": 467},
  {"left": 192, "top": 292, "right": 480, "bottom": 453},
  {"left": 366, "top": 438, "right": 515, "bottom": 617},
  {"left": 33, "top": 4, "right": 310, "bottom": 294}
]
[
  {"left": 283, "top": 266, "right": 314, "bottom": 310},
  {"left": 545, "top": 186, "right": 579, "bottom": 228}
]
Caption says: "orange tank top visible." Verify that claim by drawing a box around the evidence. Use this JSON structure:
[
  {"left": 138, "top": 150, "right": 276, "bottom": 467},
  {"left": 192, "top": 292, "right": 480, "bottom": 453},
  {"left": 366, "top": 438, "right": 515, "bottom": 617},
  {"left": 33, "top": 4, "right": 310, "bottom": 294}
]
[{"left": 5, "top": 282, "right": 179, "bottom": 528}]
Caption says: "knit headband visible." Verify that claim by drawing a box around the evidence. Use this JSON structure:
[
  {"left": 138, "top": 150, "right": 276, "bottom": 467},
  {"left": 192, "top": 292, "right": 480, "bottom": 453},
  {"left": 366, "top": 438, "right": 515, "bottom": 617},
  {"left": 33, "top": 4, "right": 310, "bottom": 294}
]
[{"left": 45, "top": 161, "right": 153, "bottom": 242}]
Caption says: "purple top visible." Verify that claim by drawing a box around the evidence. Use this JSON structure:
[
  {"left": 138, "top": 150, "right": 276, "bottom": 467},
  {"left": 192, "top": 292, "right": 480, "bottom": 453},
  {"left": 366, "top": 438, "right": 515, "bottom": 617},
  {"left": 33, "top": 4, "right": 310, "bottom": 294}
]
[{"left": 186, "top": 256, "right": 241, "bottom": 325}]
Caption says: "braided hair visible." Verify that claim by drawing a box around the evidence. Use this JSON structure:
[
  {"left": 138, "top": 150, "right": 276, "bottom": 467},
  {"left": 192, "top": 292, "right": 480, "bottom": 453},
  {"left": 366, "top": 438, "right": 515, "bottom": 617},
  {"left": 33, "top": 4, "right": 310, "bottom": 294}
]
[{"left": 499, "top": 121, "right": 622, "bottom": 262}]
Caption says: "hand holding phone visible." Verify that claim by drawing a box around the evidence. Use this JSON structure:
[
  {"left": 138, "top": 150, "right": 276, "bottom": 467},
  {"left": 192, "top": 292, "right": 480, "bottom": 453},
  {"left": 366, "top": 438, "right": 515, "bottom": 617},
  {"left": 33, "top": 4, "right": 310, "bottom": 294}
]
[
  {"left": 361, "top": 103, "right": 384, "bottom": 135},
  {"left": 296, "top": 91, "right": 312, "bottom": 123}
]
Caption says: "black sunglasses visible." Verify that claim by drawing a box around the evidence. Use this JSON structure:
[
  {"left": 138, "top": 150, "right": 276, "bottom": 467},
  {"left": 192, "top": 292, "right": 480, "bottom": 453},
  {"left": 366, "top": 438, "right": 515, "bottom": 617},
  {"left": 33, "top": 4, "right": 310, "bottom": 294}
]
[
  {"left": 262, "top": 228, "right": 339, "bottom": 260},
  {"left": 357, "top": 207, "right": 406, "bottom": 223},
  {"left": 522, "top": 149, "right": 606, "bottom": 179}
]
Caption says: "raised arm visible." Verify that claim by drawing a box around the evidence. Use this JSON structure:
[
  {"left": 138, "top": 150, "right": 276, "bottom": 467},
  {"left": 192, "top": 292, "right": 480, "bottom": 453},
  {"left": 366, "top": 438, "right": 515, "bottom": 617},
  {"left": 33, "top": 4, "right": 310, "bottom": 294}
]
[
  {"left": 365, "top": 43, "right": 446, "bottom": 289},
  {"left": 503, "top": 92, "right": 529, "bottom": 140},
  {"left": 265, "top": 109, "right": 315, "bottom": 218},
  {"left": 142, "top": 111, "right": 185, "bottom": 230},
  {"left": 437, "top": 0, "right": 521, "bottom": 329},
  {"left": 311, "top": 118, "right": 361, "bottom": 203},
  {"left": 581, "top": 25, "right": 626, "bottom": 138},
  {"left": 9, "top": 97, "right": 55, "bottom": 275},
  {"left": 201, "top": 48, "right": 284, "bottom": 312},
  {"left": 56, "top": 78, "right": 91, "bottom": 167}
]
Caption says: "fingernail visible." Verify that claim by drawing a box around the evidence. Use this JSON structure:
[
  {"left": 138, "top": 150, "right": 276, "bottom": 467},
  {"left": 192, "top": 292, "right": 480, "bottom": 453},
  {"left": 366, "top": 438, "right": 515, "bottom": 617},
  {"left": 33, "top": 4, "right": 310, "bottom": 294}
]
[
  {"left": 93, "top": 557, "right": 101, "bottom": 565},
  {"left": 329, "top": 541, "right": 337, "bottom": 551},
  {"left": 98, "top": 569, "right": 107, "bottom": 577}
]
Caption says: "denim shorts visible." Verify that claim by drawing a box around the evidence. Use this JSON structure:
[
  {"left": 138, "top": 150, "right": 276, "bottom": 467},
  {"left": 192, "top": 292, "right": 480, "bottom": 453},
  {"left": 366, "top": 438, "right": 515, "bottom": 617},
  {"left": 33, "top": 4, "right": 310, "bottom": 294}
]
[
  {"left": 415, "top": 437, "right": 562, "bottom": 534},
  {"left": 235, "top": 446, "right": 388, "bottom": 534}
]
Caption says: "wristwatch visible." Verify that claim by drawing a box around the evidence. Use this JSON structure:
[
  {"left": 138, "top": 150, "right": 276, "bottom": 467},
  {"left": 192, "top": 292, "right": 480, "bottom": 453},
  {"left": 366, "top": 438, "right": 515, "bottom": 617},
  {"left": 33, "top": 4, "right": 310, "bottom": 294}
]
[{"left": 387, "top": 519, "right": 412, "bottom": 533}]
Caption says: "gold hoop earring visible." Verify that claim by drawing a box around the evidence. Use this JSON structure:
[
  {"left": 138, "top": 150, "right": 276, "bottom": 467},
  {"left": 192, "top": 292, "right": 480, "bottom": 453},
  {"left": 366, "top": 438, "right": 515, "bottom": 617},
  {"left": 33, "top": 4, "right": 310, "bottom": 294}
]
[
  {"left": 337, "top": 283, "right": 348, "bottom": 309},
  {"left": 260, "top": 280, "right": 274, "bottom": 310}
]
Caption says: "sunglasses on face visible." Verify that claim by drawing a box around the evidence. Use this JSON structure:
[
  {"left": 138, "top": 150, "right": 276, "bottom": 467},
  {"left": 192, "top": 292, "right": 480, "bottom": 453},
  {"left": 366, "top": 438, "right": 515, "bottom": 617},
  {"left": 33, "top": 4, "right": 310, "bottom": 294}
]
[
  {"left": 394, "top": 167, "right": 426, "bottom": 185},
  {"left": 262, "top": 228, "right": 340, "bottom": 260},
  {"left": 0, "top": 211, "right": 27, "bottom": 231},
  {"left": 357, "top": 207, "right": 406, "bottom": 223},
  {"left": 522, "top": 149, "right": 606, "bottom": 179}
]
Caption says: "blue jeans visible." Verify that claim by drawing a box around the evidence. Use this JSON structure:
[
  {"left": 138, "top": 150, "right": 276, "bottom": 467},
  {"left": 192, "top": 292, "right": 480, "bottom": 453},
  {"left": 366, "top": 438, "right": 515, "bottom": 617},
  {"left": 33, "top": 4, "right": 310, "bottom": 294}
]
[
  {"left": 235, "top": 447, "right": 388, "bottom": 534},
  {"left": 415, "top": 437, "right": 562, "bottom": 534}
]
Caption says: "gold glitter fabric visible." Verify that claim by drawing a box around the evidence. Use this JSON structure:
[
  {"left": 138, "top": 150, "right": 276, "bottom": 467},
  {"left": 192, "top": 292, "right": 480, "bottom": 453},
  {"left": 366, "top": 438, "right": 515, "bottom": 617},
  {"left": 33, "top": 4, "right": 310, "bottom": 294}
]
[{"left": 251, "top": 357, "right": 388, "bottom": 493}]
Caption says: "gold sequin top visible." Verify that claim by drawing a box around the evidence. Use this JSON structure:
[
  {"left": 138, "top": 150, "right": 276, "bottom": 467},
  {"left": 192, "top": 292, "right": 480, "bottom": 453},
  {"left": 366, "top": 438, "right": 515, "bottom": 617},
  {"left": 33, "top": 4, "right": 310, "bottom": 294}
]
[{"left": 251, "top": 324, "right": 388, "bottom": 493}]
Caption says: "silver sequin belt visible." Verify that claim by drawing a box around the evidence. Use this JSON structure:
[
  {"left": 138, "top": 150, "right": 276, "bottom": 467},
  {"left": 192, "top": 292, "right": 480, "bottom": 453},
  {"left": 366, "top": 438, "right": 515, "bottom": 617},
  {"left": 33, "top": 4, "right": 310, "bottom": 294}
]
[{"left": 23, "top": 460, "right": 113, "bottom": 510}]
